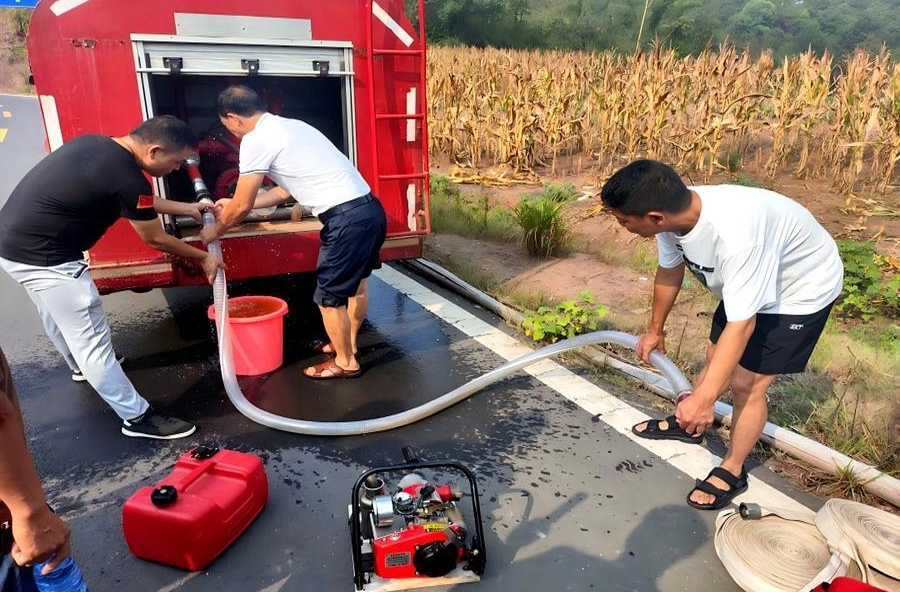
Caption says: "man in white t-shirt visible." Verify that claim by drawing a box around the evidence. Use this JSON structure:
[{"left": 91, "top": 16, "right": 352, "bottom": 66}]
[
  {"left": 601, "top": 159, "right": 843, "bottom": 510},
  {"left": 201, "top": 86, "right": 387, "bottom": 380}
]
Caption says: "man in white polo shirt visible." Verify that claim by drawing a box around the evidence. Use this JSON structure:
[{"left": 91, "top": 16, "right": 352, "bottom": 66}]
[
  {"left": 601, "top": 160, "right": 843, "bottom": 510},
  {"left": 202, "top": 86, "right": 387, "bottom": 380}
]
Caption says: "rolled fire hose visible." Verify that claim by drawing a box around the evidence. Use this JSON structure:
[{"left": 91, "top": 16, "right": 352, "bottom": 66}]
[
  {"left": 715, "top": 499, "right": 900, "bottom": 592},
  {"left": 185, "top": 162, "right": 692, "bottom": 435}
]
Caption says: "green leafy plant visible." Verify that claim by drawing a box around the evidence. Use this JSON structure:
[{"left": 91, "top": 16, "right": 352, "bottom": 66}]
[
  {"left": 836, "top": 240, "right": 900, "bottom": 319},
  {"left": 732, "top": 173, "right": 759, "bottom": 187},
  {"left": 523, "top": 291, "right": 609, "bottom": 343},
  {"left": 537, "top": 182, "right": 578, "bottom": 203},
  {"left": 512, "top": 195, "right": 570, "bottom": 258}
]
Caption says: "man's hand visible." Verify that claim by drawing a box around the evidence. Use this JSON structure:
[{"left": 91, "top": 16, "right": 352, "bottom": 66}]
[
  {"left": 200, "top": 253, "right": 226, "bottom": 284},
  {"left": 181, "top": 202, "right": 208, "bottom": 224},
  {"left": 200, "top": 222, "right": 224, "bottom": 245},
  {"left": 152, "top": 197, "right": 208, "bottom": 224},
  {"left": 213, "top": 199, "right": 232, "bottom": 218},
  {"left": 675, "top": 391, "right": 716, "bottom": 436},
  {"left": 10, "top": 506, "right": 71, "bottom": 574},
  {"left": 635, "top": 329, "right": 666, "bottom": 364}
]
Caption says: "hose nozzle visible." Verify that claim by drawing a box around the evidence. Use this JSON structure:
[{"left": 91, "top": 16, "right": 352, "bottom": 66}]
[{"left": 184, "top": 154, "right": 212, "bottom": 203}]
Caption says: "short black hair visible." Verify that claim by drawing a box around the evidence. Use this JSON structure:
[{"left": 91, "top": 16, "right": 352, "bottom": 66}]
[
  {"left": 601, "top": 160, "right": 691, "bottom": 215},
  {"left": 130, "top": 115, "right": 196, "bottom": 151},
  {"left": 217, "top": 85, "right": 266, "bottom": 118}
]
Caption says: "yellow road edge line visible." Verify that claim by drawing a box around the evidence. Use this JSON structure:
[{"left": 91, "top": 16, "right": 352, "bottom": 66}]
[{"left": 0, "top": 129, "right": 8, "bottom": 143}]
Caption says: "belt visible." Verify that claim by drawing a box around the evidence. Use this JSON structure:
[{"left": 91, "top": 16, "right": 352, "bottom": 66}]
[{"left": 318, "top": 194, "right": 374, "bottom": 223}]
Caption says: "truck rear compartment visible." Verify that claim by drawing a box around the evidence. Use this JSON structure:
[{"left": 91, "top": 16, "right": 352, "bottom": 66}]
[
  {"left": 151, "top": 74, "right": 345, "bottom": 237},
  {"left": 135, "top": 38, "right": 355, "bottom": 238}
]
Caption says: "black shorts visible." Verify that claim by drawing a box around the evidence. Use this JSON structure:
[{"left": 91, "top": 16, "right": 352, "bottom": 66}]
[
  {"left": 314, "top": 194, "right": 387, "bottom": 308},
  {"left": 709, "top": 300, "right": 834, "bottom": 375}
]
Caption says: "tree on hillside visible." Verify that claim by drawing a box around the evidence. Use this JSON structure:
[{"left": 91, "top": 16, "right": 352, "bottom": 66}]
[{"left": 414, "top": 0, "right": 900, "bottom": 58}]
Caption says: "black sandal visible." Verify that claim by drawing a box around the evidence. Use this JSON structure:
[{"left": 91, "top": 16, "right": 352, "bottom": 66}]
[
  {"left": 631, "top": 415, "right": 704, "bottom": 444},
  {"left": 686, "top": 466, "right": 748, "bottom": 510}
]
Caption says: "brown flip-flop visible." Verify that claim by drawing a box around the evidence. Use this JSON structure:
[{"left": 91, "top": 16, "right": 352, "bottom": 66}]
[{"left": 304, "top": 360, "right": 362, "bottom": 380}]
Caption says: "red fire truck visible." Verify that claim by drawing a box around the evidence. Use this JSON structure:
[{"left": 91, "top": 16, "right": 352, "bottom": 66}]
[{"left": 26, "top": 0, "right": 430, "bottom": 293}]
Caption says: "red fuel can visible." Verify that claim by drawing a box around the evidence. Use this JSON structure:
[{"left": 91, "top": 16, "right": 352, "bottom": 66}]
[{"left": 122, "top": 446, "right": 268, "bottom": 571}]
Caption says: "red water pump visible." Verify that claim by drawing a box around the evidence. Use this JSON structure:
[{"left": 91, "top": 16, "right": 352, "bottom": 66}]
[{"left": 350, "top": 448, "right": 486, "bottom": 590}]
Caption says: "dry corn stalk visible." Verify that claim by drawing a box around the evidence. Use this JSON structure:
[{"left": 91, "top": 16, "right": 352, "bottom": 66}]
[{"left": 427, "top": 44, "right": 900, "bottom": 195}]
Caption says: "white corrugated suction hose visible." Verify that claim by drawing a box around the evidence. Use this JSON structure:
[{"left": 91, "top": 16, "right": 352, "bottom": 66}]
[
  {"left": 200, "top": 209, "right": 692, "bottom": 436},
  {"left": 715, "top": 500, "right": 900, "bottom": 592}
]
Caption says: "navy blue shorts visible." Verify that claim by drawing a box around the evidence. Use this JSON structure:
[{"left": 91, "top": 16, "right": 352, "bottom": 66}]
[
  {"left": 709, "top": 300, "right": 834, "bottom": 375},
  {"left": 314, "top": 195, "right": 387, "bottom": 308}
]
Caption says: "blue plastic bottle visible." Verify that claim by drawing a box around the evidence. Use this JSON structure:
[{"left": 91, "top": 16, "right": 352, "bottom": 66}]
[{"left": 32, "top": 556, "right": 89, "bottom": 592}]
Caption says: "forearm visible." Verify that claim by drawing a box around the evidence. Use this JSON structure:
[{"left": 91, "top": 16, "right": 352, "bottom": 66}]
[
  {"left": 0, "top": 407, "right": 47, "bottom": 519},
  {"left": 152, "top": 197, "right": 199, "bottom": 217},
  {"left": 696, "top": 318, "right": 756, "bottom": 400},
  {"left": 648, "top": 265, "right": 684, "bottom": 333},
  {"left": 253, "top": 187, "right": 291, "bottom": 209},
  {"left": 218, "top": 200, "right": 254, "bottom": 231},
  {"left": 215, "top": 173, "right": 267, "bottom": 233},
  {"left": 149, "top": 233, "right": 210, "bottom": 261}
]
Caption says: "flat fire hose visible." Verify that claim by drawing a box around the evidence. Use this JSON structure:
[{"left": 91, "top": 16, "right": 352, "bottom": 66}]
[{"left": 715, "top": 500, "right": 900, "bottom": 592}]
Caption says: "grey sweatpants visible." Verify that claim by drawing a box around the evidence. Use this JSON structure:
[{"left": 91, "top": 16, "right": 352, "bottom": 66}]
[{"left": 0, "top": 257, "right": 149, "bottom": 420}]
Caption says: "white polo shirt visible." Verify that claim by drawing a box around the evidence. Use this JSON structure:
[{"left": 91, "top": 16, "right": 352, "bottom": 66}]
[
  {"left": 238, "top": 113, "right": 371, "bottom": 216},
  {"left": 655, "top": 185, "right": 843, "bottom": 321}
]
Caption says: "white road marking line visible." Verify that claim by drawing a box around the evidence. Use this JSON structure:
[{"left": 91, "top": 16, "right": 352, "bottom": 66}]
[
  {"left": 2, "top": 111, "right": 11, "bottom": 118},
  {"left": 375, "top": 266, "right": 809, "bottom": 511}
]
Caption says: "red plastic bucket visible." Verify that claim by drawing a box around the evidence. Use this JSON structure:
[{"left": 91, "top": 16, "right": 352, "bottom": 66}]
[{"left": 207, "top": 296, "right": 289, "bottom": 376}]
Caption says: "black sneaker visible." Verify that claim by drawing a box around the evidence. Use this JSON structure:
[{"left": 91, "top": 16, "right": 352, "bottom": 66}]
[
  {"left": 121, "top": 408, "right": 197, "bottom": 440},
  {"left": 72, "top": 355, "right": 125, "bottom": 382}
]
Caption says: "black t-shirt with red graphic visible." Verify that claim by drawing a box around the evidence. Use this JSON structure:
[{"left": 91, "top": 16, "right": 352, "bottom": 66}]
[{"left": 0, "top": 134, "right": 157, "bottom": 266}]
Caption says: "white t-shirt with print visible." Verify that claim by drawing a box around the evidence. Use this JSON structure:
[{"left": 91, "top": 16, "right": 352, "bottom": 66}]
[
  {"left": 656, "top": 185, "right": 843, "bottom": 321},
  {"left": 239, "top": 113, "right": 371, "bottom": 216}
]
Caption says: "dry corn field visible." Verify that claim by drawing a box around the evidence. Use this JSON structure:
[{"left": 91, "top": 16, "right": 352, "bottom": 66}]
[{"left": 427, "top": 43, "right": 900, "bottom": 195}]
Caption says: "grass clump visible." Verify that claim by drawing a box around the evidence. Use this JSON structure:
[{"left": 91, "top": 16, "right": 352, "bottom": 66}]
[
  {"left": 512, "top": 195, "right": 570, "bottom": 258},
  {"left": 429, "top": 174, "right": 518, "bottom": 242}
]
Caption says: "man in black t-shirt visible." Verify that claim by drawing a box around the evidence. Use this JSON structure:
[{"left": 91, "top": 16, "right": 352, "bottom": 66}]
[{"left": 0, "top": 116, "right": 223, "bottom": 440}]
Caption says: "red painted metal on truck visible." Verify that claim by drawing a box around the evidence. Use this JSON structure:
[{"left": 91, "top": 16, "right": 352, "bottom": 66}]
[{"left": 26, "top": 0, "right": 430, "bottom": 293}]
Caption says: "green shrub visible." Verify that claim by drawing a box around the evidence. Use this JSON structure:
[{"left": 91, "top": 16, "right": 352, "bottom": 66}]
[
  {"left": 512, "top": 195, "right": 570, "bottom": 258},
  {"left": 880, "top": 324, "right": 900, "bottom": 354},
  {"left": 719, "top": 149, "right": 743, "bottom": 172},
  {"left": 732, "top": 173, "right": 759, "bottom": 187},
  {"left": 523, "top": 291, "right": 609, "bottom": 343},
  {"left": 836, "top": 240, "right": 900, "bottom": 319}
]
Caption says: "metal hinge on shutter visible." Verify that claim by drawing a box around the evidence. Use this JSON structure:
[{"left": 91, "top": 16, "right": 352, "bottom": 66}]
[
  {"left": 312, "top": 60, "right": 330, "bottom": 76},
  {"left": 241, "top": 59, "right": 260, "bottom": 75},
  {"left": 162, "top": 57, "right": 183, "bottom": 74}
]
